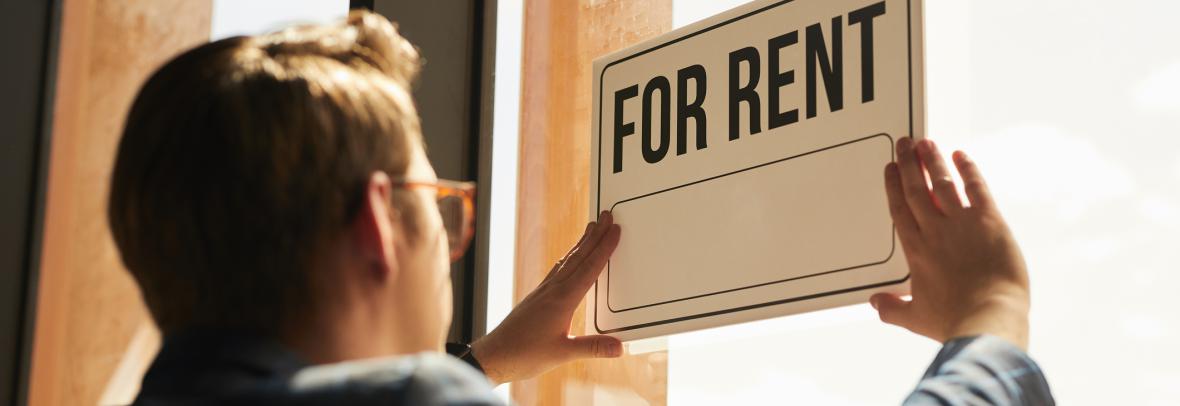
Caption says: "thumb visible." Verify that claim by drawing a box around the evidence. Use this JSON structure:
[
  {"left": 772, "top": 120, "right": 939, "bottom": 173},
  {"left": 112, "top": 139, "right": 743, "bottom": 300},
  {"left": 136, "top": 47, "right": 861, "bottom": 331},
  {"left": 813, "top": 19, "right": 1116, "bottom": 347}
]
[
  {"left": 568, "top": 335, "right": 623, "bottom": 359},
  {"left": 871, "top": 293, "right": 916, "bottom": 331}
]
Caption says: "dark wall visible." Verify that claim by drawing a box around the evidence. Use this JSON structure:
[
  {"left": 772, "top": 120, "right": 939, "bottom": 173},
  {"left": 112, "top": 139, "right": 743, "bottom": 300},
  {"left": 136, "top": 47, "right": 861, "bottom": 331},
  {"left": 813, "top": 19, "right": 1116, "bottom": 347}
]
[
  {"left": 374, "top": 0, "right": 479, "bottom": 180},
  {"left": 0, "top": 1, "right": 59, "bottom": 405}
]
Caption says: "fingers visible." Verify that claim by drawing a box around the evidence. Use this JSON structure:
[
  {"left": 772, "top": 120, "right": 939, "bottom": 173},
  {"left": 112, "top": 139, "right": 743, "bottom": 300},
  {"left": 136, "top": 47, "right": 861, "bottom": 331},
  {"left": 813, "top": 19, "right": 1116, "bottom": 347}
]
[
  {"left": 565, "top": 223, "right": 620, "bottom": 294},
  {"left": 569, "top": 335, "right": 623, "bottom": 359},
  {"left": 915, "top": 139, "right": 964, "bottom": 213},
  {"left": 544, "top": 221, "right": 596, "bottom": 283},
  {"left": 565, "top": 221, "right": 596, "bottom": 263},
  {"left": 895, "top": 137, "right": 940, "bottom": 225},
  {"left": 884, "top": 162, "right": 919, "bottom": 239},
  {"left": 559, "top": 211, "right": 614, "bottom": 275},
  {"left": 870, "top": 293, "right": 917, "bottom": 332},
  {"left": 952, "top": 150, "right": 995, "bottom": 212}
]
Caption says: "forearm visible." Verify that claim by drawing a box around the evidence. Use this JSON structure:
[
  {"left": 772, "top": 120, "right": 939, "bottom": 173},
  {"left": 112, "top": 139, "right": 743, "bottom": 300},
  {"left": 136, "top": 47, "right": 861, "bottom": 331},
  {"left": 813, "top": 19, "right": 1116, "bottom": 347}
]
[{"left": 903, "top": 335, "right": 1054, "bottom": 406}]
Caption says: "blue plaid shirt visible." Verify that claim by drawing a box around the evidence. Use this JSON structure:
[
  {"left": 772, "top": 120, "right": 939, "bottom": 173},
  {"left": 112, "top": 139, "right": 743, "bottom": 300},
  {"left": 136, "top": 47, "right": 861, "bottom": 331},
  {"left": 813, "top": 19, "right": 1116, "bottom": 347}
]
[
  {"left": 905, "top": 335, "right": 1055, "bottom": 405},
  {"left": 133, "top": 331, "right": 1052, "bottom": 405}
]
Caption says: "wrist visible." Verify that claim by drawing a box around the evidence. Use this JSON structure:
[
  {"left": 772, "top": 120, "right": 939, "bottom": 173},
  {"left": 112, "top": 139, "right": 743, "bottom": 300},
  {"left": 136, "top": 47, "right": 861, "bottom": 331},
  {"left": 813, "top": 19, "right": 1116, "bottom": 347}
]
[
  {"left": 946, "top": 296, "right": 1030, "bottom": 351},
  {"left": 469, "top": 338, "right": 507, "bottom": 386}
]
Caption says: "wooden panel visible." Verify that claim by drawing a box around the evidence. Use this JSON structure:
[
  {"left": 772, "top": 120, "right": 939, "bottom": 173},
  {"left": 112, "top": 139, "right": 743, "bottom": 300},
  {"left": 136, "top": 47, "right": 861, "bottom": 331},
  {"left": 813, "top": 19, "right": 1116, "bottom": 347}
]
[
  {"left": 513, "top": 1, "right": 672, "bottom": 404},
  {"left": 27, "top": 1, "right": 211, "bottom": 405}
]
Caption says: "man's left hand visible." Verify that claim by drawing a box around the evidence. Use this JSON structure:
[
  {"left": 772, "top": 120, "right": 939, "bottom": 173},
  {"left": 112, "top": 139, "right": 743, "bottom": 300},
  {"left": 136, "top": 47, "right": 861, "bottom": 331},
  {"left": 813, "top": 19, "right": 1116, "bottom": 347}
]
[{"left": 470, "top": 211, "right": 623, "bottom": 385}]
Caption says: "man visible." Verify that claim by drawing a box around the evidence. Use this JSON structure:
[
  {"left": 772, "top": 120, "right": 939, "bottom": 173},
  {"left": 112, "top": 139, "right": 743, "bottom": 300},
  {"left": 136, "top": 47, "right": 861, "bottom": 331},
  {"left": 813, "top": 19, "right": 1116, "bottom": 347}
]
[{"left": 110, "top": 11, "right": 1052, "bottom": 405}]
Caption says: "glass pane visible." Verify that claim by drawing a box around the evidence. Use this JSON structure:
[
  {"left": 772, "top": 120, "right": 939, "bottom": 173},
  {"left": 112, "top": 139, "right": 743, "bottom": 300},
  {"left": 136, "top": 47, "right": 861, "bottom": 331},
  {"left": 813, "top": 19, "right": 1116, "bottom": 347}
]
[
  {"left": 665, "top": 0, "right": 1180, "bottom": 404},
  {"left": 487, "top": 0, "right": 524, "bottom": 402},
  {"left": 514, "top": 0, "right": 1180, "bottom": 404}
]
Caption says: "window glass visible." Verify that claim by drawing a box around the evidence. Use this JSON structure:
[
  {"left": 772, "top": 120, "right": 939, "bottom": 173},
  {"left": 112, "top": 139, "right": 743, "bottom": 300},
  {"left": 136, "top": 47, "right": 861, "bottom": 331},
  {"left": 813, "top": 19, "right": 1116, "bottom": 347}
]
[
  {"left": 666, "top": 0, "right": 1180, "bottom": 404},
  {"left": 210, "top": 0, "right": 347, "bottom": 40},
  {"left": 487, "top": 0, "right": 524, "bottom": 402}
]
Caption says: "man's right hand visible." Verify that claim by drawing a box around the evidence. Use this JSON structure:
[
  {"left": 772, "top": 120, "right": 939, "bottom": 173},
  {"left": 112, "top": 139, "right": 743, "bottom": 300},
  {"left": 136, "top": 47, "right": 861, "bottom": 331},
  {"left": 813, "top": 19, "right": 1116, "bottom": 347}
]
[{"left": 871, "top": 137, "right": 1032, "bottom": 350}]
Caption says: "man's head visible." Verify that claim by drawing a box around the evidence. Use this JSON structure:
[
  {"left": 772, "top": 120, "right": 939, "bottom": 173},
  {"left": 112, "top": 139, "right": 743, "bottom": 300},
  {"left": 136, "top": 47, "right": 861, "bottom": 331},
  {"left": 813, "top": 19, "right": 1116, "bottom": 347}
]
[{"left": 109, "top": 11, "right": 453, "bottom": 354}]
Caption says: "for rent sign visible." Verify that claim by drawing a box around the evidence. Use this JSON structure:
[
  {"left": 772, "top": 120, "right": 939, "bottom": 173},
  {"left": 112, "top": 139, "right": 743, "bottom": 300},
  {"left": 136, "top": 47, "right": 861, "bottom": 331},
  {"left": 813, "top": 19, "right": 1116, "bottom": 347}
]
[{"left": 589, "top": 0, "right": 925, "bottom": 341}]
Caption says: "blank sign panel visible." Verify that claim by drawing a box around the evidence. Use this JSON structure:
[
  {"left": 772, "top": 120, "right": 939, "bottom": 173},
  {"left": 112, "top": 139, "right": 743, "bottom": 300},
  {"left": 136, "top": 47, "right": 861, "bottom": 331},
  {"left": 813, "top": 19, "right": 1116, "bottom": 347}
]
[{"left": 608, "top": 134, "right": 895, "bottom": 313}]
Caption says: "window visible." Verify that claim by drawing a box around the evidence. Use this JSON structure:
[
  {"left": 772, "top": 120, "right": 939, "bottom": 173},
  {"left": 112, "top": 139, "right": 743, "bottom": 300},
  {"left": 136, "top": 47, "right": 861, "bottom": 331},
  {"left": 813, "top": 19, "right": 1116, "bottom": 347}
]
[
  {"left": 504, "top": 0, "right": 1180, "bottom": 404},
  {"left": 665, "top": 0, "right": 1180, "bottom": 404},
  {"left": 486, "top": 0, "right": 524, "bottom": 401}
]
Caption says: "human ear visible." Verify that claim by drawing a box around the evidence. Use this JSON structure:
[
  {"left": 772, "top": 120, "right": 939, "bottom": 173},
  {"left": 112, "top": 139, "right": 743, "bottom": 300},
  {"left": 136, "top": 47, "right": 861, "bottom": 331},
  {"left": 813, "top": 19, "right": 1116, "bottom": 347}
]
[{"left": 352, "top": 171, "right": 398, "bottom": 280}]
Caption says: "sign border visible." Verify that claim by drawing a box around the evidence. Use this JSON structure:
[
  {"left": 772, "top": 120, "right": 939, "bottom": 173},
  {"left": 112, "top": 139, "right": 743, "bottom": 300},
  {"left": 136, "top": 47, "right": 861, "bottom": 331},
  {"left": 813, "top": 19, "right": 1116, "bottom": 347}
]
[{"left": 593, "top": 0, "right": 916, "bottom": 334}]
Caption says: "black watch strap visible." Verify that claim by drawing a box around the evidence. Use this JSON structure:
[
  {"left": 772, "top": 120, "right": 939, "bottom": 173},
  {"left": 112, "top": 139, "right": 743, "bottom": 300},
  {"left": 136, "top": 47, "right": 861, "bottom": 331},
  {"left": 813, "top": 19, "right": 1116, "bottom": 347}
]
[{"left": 445, "top": 342, "right": 484, "bottom": 373}]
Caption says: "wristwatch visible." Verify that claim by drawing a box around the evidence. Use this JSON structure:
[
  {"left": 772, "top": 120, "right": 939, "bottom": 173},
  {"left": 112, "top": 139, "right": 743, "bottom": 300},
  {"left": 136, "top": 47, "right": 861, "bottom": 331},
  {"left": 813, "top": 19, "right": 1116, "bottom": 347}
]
[{"left": 445, "top": 342, "right": 485, "bottom": 373}]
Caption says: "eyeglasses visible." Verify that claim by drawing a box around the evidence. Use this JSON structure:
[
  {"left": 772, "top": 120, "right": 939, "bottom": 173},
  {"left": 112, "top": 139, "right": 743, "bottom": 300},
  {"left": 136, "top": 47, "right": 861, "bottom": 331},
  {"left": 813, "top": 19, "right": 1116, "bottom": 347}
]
[{"left": 392, "top": 178, "right": 476, "bottom": 262}]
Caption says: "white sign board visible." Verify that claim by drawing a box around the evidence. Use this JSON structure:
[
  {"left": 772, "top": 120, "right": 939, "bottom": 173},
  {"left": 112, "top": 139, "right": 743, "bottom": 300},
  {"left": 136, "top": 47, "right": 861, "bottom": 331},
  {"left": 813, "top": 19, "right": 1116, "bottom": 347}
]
[{"left": 589, "top": 0, "right": 925, "bottom": 341}]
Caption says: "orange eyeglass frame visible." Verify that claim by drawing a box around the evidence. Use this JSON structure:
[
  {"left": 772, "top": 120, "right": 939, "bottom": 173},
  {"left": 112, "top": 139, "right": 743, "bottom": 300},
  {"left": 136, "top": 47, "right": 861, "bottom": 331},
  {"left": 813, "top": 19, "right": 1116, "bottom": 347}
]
[{"left": 393, "top": 178, "right": 476, "bottom": 262}]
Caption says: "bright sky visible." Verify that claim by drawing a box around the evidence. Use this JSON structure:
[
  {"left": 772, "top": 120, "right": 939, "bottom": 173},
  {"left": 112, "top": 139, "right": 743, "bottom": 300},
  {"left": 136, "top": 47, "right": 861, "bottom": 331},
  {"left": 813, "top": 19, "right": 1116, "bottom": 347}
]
[{"left": 666, "top": 1, "right": 1180, "bottom": 405}]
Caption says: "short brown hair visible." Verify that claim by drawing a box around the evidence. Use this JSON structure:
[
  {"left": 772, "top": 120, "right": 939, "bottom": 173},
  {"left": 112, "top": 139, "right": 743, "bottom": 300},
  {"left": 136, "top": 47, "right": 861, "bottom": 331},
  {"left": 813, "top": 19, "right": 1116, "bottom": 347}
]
[{"left": 109, "top": 11, "right": 422, "bottom": 334}]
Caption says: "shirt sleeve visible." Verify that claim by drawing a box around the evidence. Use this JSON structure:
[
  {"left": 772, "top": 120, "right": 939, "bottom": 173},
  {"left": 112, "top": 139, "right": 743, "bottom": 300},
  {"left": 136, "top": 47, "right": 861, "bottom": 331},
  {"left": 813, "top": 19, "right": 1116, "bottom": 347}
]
[{"left": 902, "top": 335, "right": 1055, "bottom": 406}]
